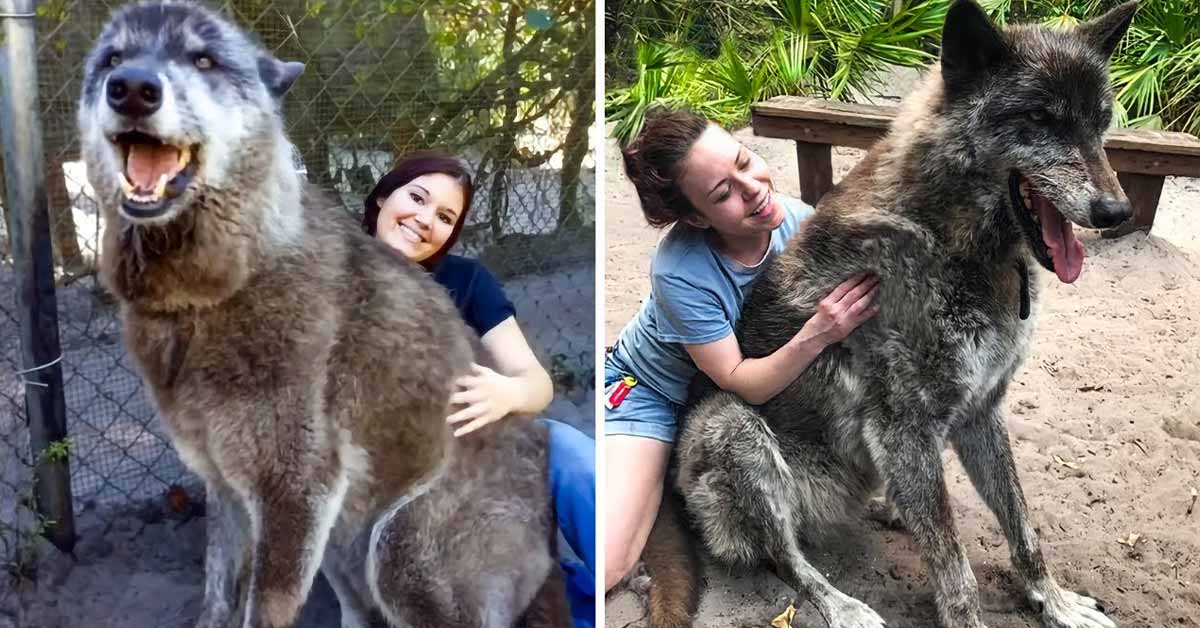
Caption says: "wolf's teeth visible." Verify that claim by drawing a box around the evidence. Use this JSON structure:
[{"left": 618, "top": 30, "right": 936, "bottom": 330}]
[
  {"left": 154, "top": 173, "right": 169, "bottom": 199},
  {"left": 120, "top": 174, "right": 135, "bottom": 197},
  {"left": 178, "top": 145, "right": 191, "bottom": 167}
]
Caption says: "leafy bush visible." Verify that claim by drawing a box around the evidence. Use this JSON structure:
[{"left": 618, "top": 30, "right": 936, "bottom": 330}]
[
  {"left": 606, "top": 0, "right": 950, "bottom": 144},
  {"left": 607, "top": 0, "right": 1200, "bottom": 143}
]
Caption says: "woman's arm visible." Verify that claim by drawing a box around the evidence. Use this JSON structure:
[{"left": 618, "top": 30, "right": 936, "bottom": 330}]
[
  {"left": 684, "top": 274, "right": 880, "bottom": 405},
  {"left": 479, "top": 316, "right": 554, "bottom": 414},
  {"left": 446, "top": 316, "right": 554, "bottom": 436}
]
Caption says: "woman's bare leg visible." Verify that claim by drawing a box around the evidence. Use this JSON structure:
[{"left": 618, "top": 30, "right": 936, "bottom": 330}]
[{"left": 604, "top": 434, "right": 672, "bottom": 592}]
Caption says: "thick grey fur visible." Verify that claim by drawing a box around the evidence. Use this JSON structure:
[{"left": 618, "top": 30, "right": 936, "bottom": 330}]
[
  {"left": 655, "top": 2, "right": 1139, "bottom": 628},
  {"left": 77, "top": 2, "right": 569, "bottom": 627}
]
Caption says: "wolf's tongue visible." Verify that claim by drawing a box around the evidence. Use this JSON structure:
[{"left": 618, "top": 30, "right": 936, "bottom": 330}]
[
  {"left": 126, "top": 143, "right": 180, "bottom": 191},
  {"left": 1036, "top": 195, "right": 1084, "bottom": 283}
]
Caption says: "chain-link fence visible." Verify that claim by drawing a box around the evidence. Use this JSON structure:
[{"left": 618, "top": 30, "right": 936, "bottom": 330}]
[{"left": 0, "top": 0, "right": 595, "bottom": 603}]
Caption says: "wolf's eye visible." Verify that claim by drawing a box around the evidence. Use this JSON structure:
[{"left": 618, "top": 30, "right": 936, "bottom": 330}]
[
  {"left": 194, "top": 55, "right": 215, "bottom": 70},
  {"left": 107, "top": 53, "right": 122, "bottom": 67},
  {"left": 1026, "top": 110, "right": 1048, "bottom": 123}
]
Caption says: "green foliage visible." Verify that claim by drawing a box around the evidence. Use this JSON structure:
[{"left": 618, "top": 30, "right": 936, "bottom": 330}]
[
  {"left": 1, "top": 439, "right": 69, "bottom": 580},
  {"left": 1105, "top": 1, "right": 1200, "bottom": 134},
  {"left": 605, "top": 41, "right": 711, "bottom": 142},
  {"left": 0, "top": 485, "right": 55, "bottom": 583},
  {"left": 607, "top": 0, "right": 1200, "bottom": 142},
  {"left": 606, "top": 0, "right": 949, "bottom": 144},
  {"left": 39, "top": 439, "right": 71, "bottom": 465}
]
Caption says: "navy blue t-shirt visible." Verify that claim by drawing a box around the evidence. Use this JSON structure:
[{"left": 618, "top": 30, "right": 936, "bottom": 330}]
[{"left": 431, "top": 254, "right": 516, "bottom": 337}]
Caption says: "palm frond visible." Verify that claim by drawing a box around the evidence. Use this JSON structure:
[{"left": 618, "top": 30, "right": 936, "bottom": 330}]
[{"left": 608, "top": 0, "right": 1200, "bottom": 139}]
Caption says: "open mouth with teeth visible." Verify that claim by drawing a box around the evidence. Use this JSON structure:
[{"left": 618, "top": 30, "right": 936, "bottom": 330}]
[
  {"left": 112, "top": 131, "right": 199, "bottom": 219},
  {"left": 747, "top": 189, "right": 772, "bottom": 219},
  {"left": 396, "top": 220, "right": 426, "bottom": 243},
  {"left": 1008, "top": 171, "right": 1084, "bottom": 284}
]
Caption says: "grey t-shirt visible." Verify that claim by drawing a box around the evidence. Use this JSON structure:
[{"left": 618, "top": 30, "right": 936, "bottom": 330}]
[{"left": 608, "top": 195, "right": 813, "bottom": 404}]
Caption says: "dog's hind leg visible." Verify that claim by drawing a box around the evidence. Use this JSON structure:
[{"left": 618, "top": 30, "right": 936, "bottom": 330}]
[
  {"left": 196, "top": 480, "right": 252, "bottom": 628},
  {"left": 952, "top": 398, "right": 1115, "bottom": 628},
  {"left": 867, "top": 422, "right": 986, "bottom": 628},
  {"left": 241, "top": 468, "right": 349, "bottom": 628},
  {"left": 677, "top": 400, "right": 884, "bottom": 628}
]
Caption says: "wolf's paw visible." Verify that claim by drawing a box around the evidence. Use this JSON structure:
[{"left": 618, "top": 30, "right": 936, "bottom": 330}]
[
  {"left": 620, "top": 561, "right": 651, "bottom": 594},
  {"left": 1031, "top": 582, "right": 1116, "bottom": 628},
  {"left": 826, "top": 596, "right": 887, "bottom": 628},
  {"left": 864, "top": 495, "right": 904, "bottom": 530}
]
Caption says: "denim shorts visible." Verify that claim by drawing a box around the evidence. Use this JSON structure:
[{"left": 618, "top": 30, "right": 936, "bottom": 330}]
[{"left": 603, "top": 358, "right": 681, "bottom": 443}]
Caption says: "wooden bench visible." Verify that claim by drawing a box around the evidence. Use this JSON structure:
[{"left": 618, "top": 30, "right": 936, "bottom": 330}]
[{"left": 751, "top": 95, "right": 1200, "bottom": 237}]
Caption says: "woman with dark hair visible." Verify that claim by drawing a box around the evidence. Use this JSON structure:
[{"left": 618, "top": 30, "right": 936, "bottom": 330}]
[
  {"left": 364, "top": 150, "right": 552, "bottom": 431},
  {"left": 364, "top": 151, "right": 595, "bottom": 628},
  {"left": 604, "top": 108, "right": 880, "bottom": 590}
]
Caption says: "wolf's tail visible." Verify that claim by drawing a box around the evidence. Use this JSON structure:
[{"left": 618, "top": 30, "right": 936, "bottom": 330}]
[{"left": 641, "top": 489, "right": 703, "bottom": 628}]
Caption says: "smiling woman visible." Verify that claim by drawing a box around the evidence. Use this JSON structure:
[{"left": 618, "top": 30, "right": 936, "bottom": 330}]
[
  {"left": 603, "top": 107, "right": 880, "bottom": 592},
  {"left": 362, "top": 151, "right": 473, "bottom": 269},
  {"left": 373, "top": 174, "right": 464, "bottom": 261},
  {"left": 362, "top": 150, "right": 596, "bottom": 627}
]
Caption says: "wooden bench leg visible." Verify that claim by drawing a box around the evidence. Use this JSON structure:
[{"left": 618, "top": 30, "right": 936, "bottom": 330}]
[
  {"left": 1102, "top": 172, "right": 1164, "bottom": 238},
  {"left": 795, "top": 142, "right": 833, "bottom": 207}
]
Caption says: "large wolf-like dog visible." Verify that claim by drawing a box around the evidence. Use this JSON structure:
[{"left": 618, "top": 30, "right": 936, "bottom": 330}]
[
  {"left": 642, "top": 2, "right": 1137, "bottom": 628},
  {"left": 78, "top": 2, "right": 570, "bottom": 627}
]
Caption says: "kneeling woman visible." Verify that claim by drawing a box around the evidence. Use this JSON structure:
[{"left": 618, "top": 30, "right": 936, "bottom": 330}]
[{"left": 363, "top": 151, "right": 595, "bottom": 628}]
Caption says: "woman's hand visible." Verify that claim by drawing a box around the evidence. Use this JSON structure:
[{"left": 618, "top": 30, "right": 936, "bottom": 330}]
[
  {"left": 800, "top": 273, "right": 880, "bottom": 347},
  {"left": 445, "top": 363, "right": 522, "bottom": 437}
]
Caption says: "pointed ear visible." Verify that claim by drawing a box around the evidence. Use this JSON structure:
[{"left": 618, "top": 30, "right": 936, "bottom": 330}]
[
  {"left": 940, "top": 0, "right": 1008, "bottom": 93},
  {"left": 257, "top": 56, "right": 305, "bottom": 99},
  {"left": 1077, "top": 1, "right": 1137, "bottom": 59}
]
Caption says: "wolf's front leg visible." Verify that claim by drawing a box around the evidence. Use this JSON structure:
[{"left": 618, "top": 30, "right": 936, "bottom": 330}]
[
  {"left": 869, "top": 424, "right": 986, "bottom": 628},
  {"left": 196, "top": 480, "right": 251, "bottom": 628},
  {"left": 953, "top": 402, "right": 1116, "bottom": 628},
  {"left": 241, "top": 470, "right": 349, "bottom": 628}
]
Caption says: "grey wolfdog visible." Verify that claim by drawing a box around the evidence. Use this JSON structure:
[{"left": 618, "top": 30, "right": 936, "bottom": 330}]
[
  {"left": 77, "top": 2, "right": 570, "bottom": 627},
  {"left": 642, "top": 2, "right": 1138, "bottom": 628}
]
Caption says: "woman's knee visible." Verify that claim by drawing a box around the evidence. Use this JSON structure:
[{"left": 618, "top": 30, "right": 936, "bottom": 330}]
[
  {"left": 603, "top": 490, "right": 663, "bottom": 590},
  {"left": 603, "top": 534, "right": 642, "bottom": 591}
]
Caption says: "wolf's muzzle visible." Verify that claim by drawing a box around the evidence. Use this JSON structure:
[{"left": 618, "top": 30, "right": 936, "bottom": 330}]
[
  {"left": 107, "top": 67, "right": 162, "bottom": 118},
  {"left": 1089, "top": 197, "right": 1132, "bottom": 229}
]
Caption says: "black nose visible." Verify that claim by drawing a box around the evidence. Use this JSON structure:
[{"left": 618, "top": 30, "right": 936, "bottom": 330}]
[
  {"left": 1089, "top": 197, "right": 1132, "bottom": 229},
  {"left": 106, "top": 67, "right": 162, "bottom": 118}
]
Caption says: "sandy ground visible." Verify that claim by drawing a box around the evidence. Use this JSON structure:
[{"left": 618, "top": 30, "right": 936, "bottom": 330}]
[
  {"left": 603, "top": 123, "right": 1200, "bottom": 627},
  {"left": 1, "top": 502, "right": 344, "bottom": 628}
]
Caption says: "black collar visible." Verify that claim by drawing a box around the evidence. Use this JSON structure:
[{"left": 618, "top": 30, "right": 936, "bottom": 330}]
[{"left": 1015, "top": 259, "right": 1030, "bottom": 320}]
